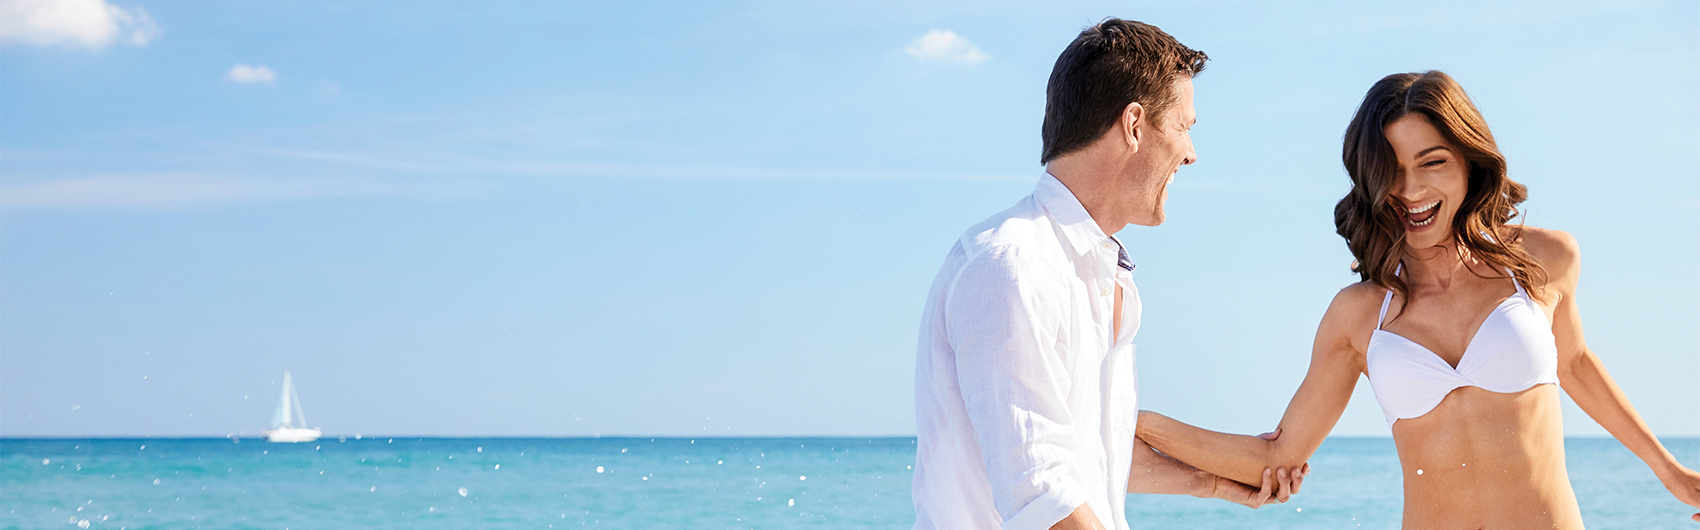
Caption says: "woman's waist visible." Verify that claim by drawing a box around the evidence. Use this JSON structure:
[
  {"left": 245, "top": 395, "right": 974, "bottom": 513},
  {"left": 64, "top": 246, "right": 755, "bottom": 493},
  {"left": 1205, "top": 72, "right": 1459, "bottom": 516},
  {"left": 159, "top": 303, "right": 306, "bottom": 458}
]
[{"left": 1390, "top": 385, "right": 1567, "bottom": 469}]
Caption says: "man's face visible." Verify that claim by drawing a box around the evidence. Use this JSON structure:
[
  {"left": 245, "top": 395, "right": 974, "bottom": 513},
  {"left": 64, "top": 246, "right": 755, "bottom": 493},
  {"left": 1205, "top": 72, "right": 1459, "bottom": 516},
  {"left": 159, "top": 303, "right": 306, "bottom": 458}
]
[{"left": 1123, "top": 77, "right": 1197, "bottom": 227}]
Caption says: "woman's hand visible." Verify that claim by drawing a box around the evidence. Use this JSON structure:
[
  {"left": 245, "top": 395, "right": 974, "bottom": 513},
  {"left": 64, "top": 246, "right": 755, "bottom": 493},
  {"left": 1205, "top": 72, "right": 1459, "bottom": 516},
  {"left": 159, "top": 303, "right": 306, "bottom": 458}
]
[{"left": 1656, "top": 463, "right": 1700, "bottom": 523}]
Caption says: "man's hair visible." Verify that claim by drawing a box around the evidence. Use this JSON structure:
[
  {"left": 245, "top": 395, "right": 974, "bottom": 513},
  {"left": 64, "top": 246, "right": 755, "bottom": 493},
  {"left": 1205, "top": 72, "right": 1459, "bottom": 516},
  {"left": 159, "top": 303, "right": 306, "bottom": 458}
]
[{"left": 1040, "top": 19, "right": 1208, "bottom": 164}]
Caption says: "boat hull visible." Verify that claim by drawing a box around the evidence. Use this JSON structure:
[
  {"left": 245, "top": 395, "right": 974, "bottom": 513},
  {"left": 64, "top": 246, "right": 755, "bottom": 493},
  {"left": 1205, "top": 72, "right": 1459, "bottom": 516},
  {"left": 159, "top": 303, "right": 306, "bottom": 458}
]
[{"left": 264, "top": 427, "right": 322, "bottom": 443}]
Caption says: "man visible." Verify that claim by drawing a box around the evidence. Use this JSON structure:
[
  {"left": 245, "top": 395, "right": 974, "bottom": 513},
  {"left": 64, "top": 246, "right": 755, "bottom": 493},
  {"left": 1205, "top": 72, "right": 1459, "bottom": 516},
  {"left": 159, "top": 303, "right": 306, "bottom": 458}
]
[{"left": 912, "top": 19, "right": 1300, "bottom": 530}]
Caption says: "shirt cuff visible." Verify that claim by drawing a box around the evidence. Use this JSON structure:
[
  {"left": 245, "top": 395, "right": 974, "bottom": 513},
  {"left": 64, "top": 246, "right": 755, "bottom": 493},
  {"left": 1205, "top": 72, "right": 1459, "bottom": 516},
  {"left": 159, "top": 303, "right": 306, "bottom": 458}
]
[{"left": 1001, "top": 480, "right": 1092, "bottom": 530}]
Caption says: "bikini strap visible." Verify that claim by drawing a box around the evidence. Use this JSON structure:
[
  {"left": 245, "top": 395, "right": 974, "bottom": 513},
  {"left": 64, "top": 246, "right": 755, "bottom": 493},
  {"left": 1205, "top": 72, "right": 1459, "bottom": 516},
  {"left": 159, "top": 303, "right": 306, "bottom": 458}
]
[
  {"left": 1376, "top": 262, "right": 1402, "bottom": 330},
  {"left": 1506, "top": 267, "right": 1526, "bottom": 296},
  {"left": 1376, "top": 289, "right": 1394, "bottom": 330}
]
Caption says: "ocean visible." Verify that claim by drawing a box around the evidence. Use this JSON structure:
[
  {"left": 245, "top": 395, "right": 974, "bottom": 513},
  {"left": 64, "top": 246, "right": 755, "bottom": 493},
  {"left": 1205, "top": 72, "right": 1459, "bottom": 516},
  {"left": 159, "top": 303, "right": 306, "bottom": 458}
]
[{"left": 3, "top": 437, "right": 1695, "bottom": 529}]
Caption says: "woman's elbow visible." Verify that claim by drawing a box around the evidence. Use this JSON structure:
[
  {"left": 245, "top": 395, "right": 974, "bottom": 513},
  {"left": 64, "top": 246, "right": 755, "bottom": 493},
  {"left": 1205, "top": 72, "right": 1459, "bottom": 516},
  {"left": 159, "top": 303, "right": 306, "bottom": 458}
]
[{"left": 1267, "top": 439, "right": 1311, "bottom": 470}]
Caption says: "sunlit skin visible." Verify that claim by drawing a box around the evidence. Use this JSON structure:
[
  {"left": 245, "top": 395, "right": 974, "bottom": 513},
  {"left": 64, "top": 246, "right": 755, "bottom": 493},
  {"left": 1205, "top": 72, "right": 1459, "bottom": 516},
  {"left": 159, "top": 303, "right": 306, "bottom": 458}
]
[
  {"left": 1046, "top": 77, "right": 1198, "bottom": 235},
  {"left": 1136, "top": 114, "right": 1700, "bottom": 528},
  {"left": 1041, "top": 78, "right": 1304, "bottom": 530}
]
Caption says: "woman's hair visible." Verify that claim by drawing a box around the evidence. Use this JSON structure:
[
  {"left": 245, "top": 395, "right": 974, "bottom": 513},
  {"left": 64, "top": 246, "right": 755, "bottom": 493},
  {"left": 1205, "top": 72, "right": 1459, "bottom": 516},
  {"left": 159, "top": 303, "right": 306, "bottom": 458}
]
[{"left": 1334, "top": 71, "right": 1546, "bottom": 316}]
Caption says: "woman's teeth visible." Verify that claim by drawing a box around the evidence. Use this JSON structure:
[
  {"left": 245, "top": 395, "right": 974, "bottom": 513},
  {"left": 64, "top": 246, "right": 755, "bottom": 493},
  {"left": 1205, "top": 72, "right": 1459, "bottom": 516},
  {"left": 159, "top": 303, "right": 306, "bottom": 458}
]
[{"left": 1406, "top": 201, "right": 1440, "bottom": 226}]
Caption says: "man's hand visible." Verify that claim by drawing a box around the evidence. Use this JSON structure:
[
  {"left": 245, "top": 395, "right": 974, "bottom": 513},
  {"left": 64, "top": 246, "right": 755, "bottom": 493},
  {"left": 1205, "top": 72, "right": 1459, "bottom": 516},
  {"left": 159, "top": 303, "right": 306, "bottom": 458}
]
[
  {"left": 1256, "top": 428, "right": 1310, "bottom": 499},
  {"left": 1200, "top": 464, "right": 1307, "bottom": 508},
  {"left": 1197, "top": 427, "right": 1310, "bottom": 508}
]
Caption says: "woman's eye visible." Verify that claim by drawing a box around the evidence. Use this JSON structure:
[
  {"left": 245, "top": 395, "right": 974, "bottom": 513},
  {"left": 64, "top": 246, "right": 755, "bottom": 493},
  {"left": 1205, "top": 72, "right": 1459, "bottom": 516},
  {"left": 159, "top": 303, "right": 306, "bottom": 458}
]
[{"left": 1421, "top": 159, "right": 1445, "bottom": 168}]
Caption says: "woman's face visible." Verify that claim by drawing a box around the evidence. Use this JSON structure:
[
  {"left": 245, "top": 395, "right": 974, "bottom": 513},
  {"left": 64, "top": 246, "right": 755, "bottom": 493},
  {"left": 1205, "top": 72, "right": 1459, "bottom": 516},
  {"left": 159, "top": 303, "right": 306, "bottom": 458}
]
[{"left": 1384, "top": 114, "right": 1469, "bottom": 250}]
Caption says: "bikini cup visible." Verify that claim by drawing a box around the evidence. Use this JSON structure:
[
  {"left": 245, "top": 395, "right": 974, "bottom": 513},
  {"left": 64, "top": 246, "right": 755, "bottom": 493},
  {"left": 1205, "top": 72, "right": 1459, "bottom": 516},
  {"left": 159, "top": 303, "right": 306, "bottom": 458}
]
[{"left": 1363, "top": 266, "right": 1560, "bottom": 425}]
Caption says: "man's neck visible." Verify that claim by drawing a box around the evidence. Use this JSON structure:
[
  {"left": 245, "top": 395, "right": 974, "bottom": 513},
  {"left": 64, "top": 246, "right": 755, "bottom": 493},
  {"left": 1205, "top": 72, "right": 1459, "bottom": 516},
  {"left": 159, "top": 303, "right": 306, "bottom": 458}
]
[{"left": 1045, "top": 157, "right": 1126, "bottom": 238}]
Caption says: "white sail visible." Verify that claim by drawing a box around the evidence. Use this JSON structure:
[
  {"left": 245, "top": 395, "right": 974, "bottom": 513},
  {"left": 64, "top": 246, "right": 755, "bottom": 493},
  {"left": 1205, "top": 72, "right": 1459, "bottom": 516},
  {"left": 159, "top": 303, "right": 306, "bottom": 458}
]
[
  {"left": 264, "top": 371, "right": 321, "bottom": 443},
  {"left": 290, "top": 375, "right": 308, "bottom": 428}
]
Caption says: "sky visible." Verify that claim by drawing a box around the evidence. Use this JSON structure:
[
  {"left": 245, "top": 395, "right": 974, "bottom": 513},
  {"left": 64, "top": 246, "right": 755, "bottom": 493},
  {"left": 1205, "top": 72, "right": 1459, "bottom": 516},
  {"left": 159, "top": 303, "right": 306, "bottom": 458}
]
[{"left": 1, "top": 0, "right": 1695, "bottom": 439}]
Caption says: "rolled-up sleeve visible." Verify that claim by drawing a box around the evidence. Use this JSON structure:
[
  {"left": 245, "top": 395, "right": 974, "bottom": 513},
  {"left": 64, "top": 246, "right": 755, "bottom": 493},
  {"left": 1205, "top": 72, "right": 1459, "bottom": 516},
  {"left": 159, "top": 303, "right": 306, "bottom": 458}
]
[{"left": 945, "top": 245, "right": 1089, "bottom": 529}]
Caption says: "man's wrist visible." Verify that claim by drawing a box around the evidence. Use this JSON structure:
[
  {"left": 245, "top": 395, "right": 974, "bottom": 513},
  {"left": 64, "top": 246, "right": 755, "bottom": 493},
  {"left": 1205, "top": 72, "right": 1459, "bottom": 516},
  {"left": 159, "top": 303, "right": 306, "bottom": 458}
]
[{"left": 1191, "top": 470, "right": 1220, "bottom": 499}]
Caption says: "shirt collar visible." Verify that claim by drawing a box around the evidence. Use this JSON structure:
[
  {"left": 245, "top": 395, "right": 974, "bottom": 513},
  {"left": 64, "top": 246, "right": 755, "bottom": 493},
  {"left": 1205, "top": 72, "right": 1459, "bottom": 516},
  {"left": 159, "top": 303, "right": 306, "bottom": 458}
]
[{"left": 1034, "top": 173, "right": 1135, "bottom": 271}]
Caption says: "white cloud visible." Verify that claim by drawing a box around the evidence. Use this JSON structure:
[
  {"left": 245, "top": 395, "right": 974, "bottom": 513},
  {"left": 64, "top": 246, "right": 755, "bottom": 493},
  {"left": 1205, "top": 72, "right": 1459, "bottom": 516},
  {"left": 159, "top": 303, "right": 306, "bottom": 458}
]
[
  {"left": 904, "top": 29, "right": 988, "bottom": 65},
  {"left": 226, "top": 64, "right": 276, "bottom": 84},
  {"left": 0, "top": 0, "right": 160, "bottom": 49}
]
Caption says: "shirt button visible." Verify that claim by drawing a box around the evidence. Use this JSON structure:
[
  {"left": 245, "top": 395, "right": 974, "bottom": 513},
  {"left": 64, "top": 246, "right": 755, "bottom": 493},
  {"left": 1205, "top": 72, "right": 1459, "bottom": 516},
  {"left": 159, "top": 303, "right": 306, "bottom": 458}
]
[{"left": 1100, "top": 288, "right": 1111, "bottom": 296}]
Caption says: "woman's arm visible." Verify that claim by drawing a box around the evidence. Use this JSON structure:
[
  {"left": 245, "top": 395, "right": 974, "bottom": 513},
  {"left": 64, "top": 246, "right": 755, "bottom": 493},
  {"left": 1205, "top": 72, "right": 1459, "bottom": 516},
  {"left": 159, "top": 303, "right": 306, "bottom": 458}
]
[
  {"left": 1136, "top": 286, "right": 1372, "bottom": 487},
  {"left": 1532, "top": 229, "right": 1700, "bottom": 519}
]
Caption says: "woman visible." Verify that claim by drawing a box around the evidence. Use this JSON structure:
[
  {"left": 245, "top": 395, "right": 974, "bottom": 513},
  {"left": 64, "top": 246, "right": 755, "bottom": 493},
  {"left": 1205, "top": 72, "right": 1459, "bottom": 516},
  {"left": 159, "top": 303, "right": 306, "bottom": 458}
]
[{"left": 1136, "top": 71, "right": 1700, "bottom": 528}]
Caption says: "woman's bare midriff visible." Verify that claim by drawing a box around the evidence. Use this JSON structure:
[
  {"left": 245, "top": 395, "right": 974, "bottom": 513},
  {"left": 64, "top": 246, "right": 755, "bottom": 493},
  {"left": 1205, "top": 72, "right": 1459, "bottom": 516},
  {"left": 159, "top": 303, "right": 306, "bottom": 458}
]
[{"left": 1391, "top": 384, "right": 1582, "bottom": 529}]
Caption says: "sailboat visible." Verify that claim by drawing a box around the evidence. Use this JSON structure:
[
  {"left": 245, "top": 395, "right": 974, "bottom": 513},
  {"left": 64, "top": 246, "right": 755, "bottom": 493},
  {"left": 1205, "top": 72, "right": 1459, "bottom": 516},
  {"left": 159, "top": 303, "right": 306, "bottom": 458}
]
[{"left": 263, "top": 371, "right": 322, "bottom": 443}]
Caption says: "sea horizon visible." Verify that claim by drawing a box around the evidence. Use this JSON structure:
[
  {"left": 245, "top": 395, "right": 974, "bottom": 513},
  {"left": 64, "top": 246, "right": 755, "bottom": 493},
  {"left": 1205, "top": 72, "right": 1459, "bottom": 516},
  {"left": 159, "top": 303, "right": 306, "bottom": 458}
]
[{"left": 6, "top": 436, "right": 1697, "bottom": 529}]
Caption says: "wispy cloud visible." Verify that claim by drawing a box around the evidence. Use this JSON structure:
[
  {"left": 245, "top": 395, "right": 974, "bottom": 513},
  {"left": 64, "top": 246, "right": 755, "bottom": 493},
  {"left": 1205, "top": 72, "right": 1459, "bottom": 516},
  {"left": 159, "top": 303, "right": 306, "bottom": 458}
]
[
  {"left": 241, "top": 147, "right": 1030, "bottom": 182},
  {"left": 1, "top": 146, "right": 1029, "bottom": 209},
  {"left": 0, "top": 0, "right": 160, "bottom": 49},
  {"left": 904, "top": 29, "right": 987, "bottom": 65},
  {"left": 0, "top": 173, "right": 485, "bottom": 209},
  {"left": 226, "top": 64, "right": 276, "bottom": 84}
]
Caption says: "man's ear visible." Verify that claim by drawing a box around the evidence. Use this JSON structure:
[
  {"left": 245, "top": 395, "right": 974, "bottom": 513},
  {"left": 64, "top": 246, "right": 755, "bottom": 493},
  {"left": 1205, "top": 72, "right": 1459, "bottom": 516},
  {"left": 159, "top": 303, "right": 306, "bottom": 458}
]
[{"left": 1121, "top": 101, "right": 1146, "bottom": 152}]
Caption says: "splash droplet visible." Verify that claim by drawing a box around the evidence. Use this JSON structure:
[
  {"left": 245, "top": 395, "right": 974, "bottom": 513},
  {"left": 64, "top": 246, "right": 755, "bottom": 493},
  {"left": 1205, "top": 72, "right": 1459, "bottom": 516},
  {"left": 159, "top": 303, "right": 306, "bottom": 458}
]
[
  {"left": 595, "top": 466, "right": 604, "bottom": 473},
  {"left": 799, "top": 475, "right": 806, "bottom": 481},
  {"left": 369, "top": 486, "right": 376, "bottom": 492},
  {"left": 476, "top": 447, "right": 483, "bottom": 453},
  {"left": 1416, "top": 469, "right": 1424, "bottom": 475},
  {"left": 458, "top": 487, "right": 468, "bottom": 497},
  {"left": 493, "top": 464, "right": 500, "bottom": 470},
  {"left": 152, "top": 479, "right": 160, "bottom": 485},
  {"left": 788, "top": 499, "right": 795, "bottom": 507},
  {"left": 42, "top": 459, "right": 49, "bottom": 465}
]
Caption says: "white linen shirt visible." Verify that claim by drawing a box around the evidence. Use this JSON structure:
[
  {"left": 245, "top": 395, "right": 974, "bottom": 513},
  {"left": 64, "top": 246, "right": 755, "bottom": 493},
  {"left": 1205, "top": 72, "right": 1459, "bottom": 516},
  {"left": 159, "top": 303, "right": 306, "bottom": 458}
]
[{"left": 912, "top": 173, "right": 1141, "bottom": 530}]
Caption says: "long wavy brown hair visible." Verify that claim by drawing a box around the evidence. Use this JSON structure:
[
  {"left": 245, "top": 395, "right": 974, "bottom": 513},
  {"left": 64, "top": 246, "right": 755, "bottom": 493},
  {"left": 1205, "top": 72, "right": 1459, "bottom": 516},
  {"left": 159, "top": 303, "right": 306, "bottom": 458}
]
[{"left": 1334, "top": 71, "right": 1546, "bottom": 317}]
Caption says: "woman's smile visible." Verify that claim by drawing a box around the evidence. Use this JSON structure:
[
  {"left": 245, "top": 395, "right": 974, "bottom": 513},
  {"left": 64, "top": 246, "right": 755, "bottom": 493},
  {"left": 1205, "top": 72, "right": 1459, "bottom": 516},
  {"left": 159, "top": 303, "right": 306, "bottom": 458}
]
[{"left": 1403, "top": 200, "right": 1441, "bottom": 231}]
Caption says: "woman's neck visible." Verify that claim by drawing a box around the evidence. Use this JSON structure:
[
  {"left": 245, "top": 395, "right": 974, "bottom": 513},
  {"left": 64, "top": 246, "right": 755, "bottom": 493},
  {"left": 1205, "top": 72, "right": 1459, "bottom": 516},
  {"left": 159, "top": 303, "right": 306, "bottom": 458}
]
[{"left": 1402, "top": 235, "right": 1479, "bottom": 291}]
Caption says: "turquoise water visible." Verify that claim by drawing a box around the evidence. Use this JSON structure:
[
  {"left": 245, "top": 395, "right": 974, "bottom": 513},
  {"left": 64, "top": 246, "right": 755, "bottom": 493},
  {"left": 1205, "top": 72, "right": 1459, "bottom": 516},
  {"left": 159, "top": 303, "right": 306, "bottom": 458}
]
[{"left": 3, "top": 437, "right": 1695, "bottom": 529}]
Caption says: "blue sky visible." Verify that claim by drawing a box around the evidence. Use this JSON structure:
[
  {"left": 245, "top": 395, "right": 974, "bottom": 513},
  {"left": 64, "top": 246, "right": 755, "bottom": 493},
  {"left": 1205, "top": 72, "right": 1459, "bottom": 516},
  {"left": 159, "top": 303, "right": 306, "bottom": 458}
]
[{"left": 2, "top": 0, "right": 1695, "bottom": 438}]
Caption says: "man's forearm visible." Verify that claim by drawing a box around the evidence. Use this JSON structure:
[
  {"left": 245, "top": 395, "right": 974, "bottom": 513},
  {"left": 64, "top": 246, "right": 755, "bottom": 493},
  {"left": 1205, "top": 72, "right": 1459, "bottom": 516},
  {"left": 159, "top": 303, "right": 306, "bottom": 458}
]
[{"left": 1125, "top": 437, "right": 1212, "bottom": 496}]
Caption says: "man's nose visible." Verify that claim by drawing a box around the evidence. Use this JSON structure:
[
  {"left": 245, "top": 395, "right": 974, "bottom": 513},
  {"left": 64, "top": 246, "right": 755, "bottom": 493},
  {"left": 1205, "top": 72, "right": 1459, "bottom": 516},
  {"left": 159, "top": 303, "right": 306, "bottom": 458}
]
[{"left": 1182, "top": 142, "right": 1197, "bottom": 166}]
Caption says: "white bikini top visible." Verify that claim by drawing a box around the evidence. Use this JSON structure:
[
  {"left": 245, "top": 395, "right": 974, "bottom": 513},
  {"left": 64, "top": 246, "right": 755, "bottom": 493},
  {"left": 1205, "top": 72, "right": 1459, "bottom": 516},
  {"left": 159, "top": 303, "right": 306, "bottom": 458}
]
[{"left": 1364, "top": 265, "right": 1559, "bottom": 425}]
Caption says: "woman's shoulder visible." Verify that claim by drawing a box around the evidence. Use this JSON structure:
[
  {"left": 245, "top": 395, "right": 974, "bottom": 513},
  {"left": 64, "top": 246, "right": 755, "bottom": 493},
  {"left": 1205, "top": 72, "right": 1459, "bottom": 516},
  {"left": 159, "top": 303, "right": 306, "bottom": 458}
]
[
  {"left": 1321, "top": 281, "right": 1388, "bottom": 329},
  {"left": 1508, "top": 225, "right": 1581, "bottom": 275}
]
